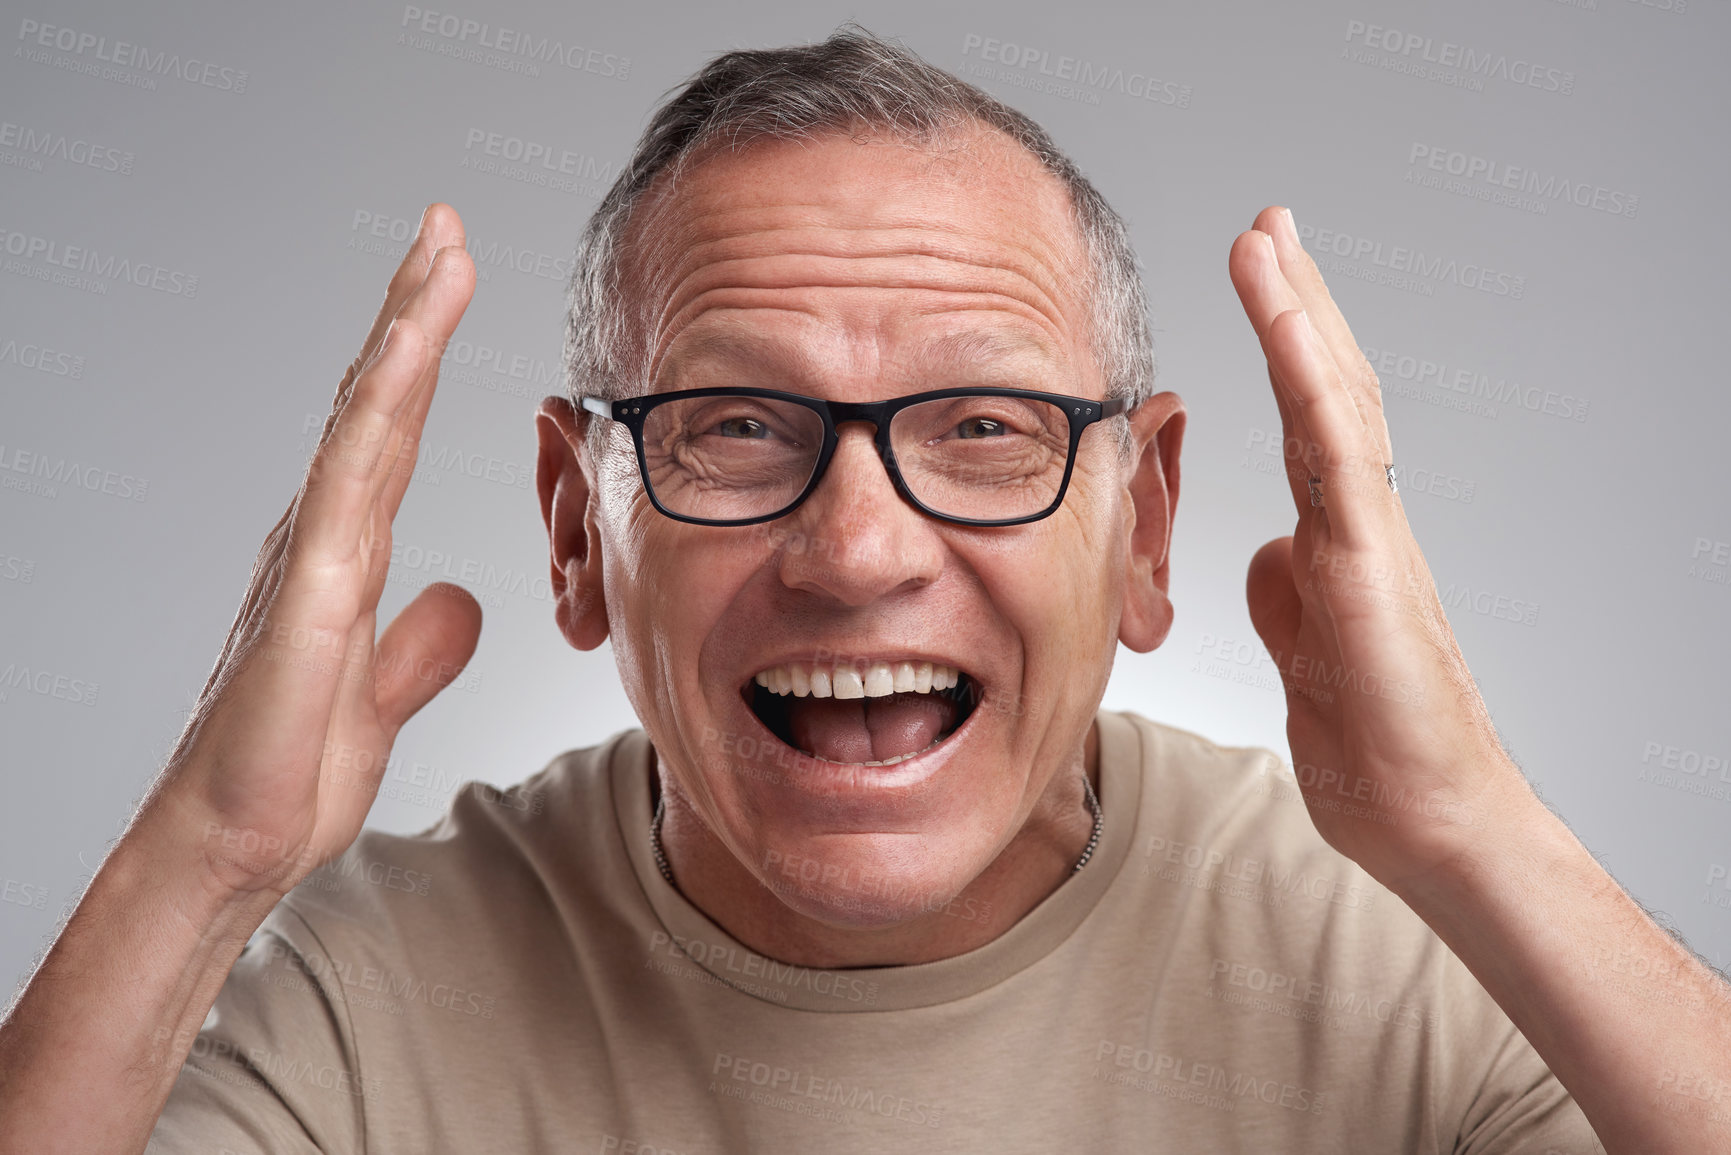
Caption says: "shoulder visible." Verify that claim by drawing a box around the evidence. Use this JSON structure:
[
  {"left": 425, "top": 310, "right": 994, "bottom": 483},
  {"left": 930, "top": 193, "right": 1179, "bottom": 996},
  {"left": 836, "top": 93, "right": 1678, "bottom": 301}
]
[
  {"left": 1104, "top": 708, "right": 1437, "bottom": 971},
  {"left": 1099, "top": 710, "right": 1591, "bottom": 1145},
  {"left": 1106, "top": 708, "right": 1293, "bottom": 840},
  {"left": 274, "top": 727, "right": 646, "bottom": 960},
  {"left": 1111, "top": 709, "right": 1285, "bottom": 782},
  {"left": 1105, "top": 708, "right": 1530, "bottom": 1056}
]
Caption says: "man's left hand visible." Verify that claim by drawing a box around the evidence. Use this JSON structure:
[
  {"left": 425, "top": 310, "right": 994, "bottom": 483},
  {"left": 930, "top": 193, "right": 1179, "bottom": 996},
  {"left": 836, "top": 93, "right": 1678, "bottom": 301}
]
[{"left": 1227, "top": 204, "right": 1532, "bottom": 893}]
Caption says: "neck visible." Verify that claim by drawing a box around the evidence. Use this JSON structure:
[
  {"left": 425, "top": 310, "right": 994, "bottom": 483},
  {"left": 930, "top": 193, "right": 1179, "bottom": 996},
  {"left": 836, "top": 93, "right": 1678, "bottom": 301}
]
[{"left": 653, "top": 722, "right": 1101, "bottom": 969}]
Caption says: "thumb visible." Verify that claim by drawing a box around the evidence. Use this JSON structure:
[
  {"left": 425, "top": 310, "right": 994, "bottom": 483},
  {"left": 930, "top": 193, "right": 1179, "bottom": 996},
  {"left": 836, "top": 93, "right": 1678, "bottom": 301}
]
[
  {"left": 1246, "top": 536, "right": 1302, "bottom": 666},
  {"left": 373, "top": 581, "right": 484, "bottom": 733}
]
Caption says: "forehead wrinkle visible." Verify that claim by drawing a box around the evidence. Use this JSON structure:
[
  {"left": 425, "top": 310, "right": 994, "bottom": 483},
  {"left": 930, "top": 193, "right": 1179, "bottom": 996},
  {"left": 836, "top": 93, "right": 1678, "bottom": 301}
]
[
  {"left": 662, "top": 246, "right": 1074, "bottom": 324},
  {"left": 650, "top": 285, "right": 1074, "bottom": 392},
  {"left": 646, "top": 247, "right": 1079, "bottom": 384},
  {"left": 657, "top": 214, "right": 1079, "bottom": 315},
  {"left": 669, "top": 204, "right": 1079, "bottom": 279},
  {"left": 654, "top": 304, "right": 1072, "bottom": 395},
  {"left": 654, "top": 309, "right": 830, "bottom": 389}
]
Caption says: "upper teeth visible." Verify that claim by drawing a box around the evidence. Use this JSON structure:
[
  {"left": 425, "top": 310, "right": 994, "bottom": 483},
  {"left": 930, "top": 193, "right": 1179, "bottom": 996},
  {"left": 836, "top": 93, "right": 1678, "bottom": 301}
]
[{"left": 753, "top": 660, "right": 961, "bottom": 699}]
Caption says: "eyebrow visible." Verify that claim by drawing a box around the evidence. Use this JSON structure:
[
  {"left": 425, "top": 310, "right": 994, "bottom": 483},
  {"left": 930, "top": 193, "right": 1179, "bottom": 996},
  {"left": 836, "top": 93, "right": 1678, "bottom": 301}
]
[{"left": 923, "top": 328, "right": 1061, "bottom": 368}]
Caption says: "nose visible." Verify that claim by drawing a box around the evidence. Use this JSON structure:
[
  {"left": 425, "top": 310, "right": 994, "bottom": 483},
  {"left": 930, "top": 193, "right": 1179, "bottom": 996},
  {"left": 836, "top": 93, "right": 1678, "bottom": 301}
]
[{"left": 775, "top": 423, "right": 944, "bottom": 606}]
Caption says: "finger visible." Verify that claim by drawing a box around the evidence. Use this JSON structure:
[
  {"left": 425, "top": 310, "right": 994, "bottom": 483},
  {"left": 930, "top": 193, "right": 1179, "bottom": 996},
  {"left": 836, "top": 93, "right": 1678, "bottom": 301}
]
[
  {"left": 1230, "top": 230, "right": 1335, "bottom": 514},
  {"left": 372, "top": 239, "right": 475, "bottom": 411},
  {"left": 1266, "top": 365, "right": 1315, "bottom": 513},
  {"left": 1228, "top": 226, "right": 1308, "bottom": 344},
  {"left": 1261, "top": 308, "right": 1391, "bottom": 548},
  {"left": 292, "top": 316, "right": 430, "bottom": 582},
  {"left": 320, "top": 244, "right": 480, "bottom": 689},
  {"left": 366, "top": 245, "right": 477, "bottom": 524},
  {"left": 312, "top": 204, "right": 465, "bottom": 478},
  {"left": 338, "top": 205, "right": 466, "bottom": 404},
  {"left": 1244, "top": 536, "right": 1339, "bottom": 726},
  {"left": 247, "top": 209, "right": 460, "bottom": 656},
  {"left": 1255, "top": 206, "right": 1394, "bottom": 466},
  {"left": 297, "top": 242, "right": 476, "bottom": 575},
  {"left": 371, "top": 582, "right": 484, "bottom": 736},
  {"left": 1246, "top": 535, "right": 1303, "bottom": 665}
]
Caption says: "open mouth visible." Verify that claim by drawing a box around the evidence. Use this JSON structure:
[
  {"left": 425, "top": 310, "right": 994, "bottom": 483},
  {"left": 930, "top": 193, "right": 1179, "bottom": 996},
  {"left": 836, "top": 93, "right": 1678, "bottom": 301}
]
[{"left": 743, "top": 660, "right": 980, "bottom": 766}]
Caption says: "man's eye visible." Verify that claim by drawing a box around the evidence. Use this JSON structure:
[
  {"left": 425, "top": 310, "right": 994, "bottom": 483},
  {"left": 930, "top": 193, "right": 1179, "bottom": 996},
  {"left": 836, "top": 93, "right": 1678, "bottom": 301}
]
[
  {"left": 956, "top": 417, "right": 1006, "bottom": 439},
  {"left": 715, "top": 417, "right": 771, "bottom": 439}
]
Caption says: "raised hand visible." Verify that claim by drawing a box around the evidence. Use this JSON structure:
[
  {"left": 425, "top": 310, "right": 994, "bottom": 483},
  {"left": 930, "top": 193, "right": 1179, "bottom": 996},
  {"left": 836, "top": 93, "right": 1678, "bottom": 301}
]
[
  {"left": 0, "top": 203, "right": 483, "bottom": 1153},
  {"left": 1226, "top": 206, "right": 1731, "bottom": 1153},
  {"left": 1227, "top": 205, "right": 1526, "bottom": 891},
  {"left": 154, "top": 203, "right": 483, "bottom": 896}
]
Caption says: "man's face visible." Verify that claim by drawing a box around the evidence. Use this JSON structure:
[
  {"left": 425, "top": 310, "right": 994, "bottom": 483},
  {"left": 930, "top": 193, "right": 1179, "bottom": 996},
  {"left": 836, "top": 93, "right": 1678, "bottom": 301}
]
[{"left": 562, "top": 126, "right": 1178, "bottom": 928}]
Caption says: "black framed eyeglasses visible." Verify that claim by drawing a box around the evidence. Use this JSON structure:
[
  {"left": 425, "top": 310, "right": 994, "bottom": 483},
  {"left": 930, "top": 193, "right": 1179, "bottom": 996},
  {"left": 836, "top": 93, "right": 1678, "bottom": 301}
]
[{"left": 579, "top": 386, "right": 1128, "bottom": 528}]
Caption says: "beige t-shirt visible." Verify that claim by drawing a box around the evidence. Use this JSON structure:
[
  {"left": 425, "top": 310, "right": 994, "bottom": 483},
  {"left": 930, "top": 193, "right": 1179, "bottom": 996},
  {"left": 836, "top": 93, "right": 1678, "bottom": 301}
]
[{"left": 150, "top": 710, "right": 1602, "bottom": 1153}]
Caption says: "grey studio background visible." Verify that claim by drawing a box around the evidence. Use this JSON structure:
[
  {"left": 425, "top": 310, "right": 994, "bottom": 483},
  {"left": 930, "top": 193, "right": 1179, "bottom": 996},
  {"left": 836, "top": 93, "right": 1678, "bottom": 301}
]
[{"left": 2, "top": 0, "right": 1728, "bottom": 999}]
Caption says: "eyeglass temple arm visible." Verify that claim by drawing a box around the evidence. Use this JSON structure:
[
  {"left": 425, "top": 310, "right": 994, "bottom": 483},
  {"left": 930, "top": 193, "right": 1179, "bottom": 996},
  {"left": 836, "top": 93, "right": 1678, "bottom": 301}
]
[{"left": 1100, "top": 397, "right": 1130, "bottom": 419}]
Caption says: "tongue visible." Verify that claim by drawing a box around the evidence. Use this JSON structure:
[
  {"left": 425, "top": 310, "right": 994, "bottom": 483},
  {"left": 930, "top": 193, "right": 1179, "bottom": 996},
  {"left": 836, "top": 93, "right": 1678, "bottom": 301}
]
[{"left": 787, "top": 692, "right": 958, "bottom": 764}]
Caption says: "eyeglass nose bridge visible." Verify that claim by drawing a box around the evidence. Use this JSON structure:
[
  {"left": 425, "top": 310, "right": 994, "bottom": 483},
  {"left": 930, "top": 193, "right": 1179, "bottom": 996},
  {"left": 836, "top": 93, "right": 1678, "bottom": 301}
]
[{"left": 798, "top": 401, "right": 920, "bottom": 518}]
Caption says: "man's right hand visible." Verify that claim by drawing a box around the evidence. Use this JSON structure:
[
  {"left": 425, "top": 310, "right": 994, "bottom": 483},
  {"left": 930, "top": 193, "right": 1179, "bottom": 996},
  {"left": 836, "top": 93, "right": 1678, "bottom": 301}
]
[
  {"left": 0, "top": 203, "right": 480, "bottom": 1154},
  {"left": 159, "top": 202, "right": 481, "bottom": 900}
]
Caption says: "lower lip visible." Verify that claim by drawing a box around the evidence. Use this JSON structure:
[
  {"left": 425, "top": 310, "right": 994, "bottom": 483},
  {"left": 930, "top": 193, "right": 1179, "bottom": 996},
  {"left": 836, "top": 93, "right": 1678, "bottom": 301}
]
[{"left": 730, "top": 688, "right": 982, "bottom": 797}]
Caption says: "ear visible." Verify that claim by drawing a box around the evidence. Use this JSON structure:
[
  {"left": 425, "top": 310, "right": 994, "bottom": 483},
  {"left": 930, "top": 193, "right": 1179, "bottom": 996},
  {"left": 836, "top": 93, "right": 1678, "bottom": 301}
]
[
  {"left": 1117, "top": 391, "right": 1186, "bottom": 653},
  {"left": 535, "top": 396, "right": 609, "bottom": 651}
]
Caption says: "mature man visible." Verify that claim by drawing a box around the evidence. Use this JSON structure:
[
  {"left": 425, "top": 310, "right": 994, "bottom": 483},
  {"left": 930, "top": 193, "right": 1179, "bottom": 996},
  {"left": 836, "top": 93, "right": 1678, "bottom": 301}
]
[{"left": 2, "top": 28, "right": 1727, "bottom": 1153}]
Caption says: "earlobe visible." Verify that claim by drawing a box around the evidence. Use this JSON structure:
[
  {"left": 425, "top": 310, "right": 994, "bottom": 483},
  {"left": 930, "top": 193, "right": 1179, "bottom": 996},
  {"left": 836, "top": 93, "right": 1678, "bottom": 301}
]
[
  {"left": 534, "top": 396, "right": 610, "bottom": 651},
  {"left": 1117, "top": 393, "right": 1185, "bottom": 654}
]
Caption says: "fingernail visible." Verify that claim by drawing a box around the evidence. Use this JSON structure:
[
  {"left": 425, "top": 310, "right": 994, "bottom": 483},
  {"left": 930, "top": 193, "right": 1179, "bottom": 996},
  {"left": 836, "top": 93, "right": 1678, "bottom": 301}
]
[
  {"left": 380, "top": 318, "right": 400, "bottom": 355},
  {"left": 1297, "top": 308, "right": 1318, "bottom": 345},
  {"left": 1282, "top": 206, "right": 1297, "bottom": 239},
  {"left": 417, "top": 204, "right": 433, "bottom": 239}
]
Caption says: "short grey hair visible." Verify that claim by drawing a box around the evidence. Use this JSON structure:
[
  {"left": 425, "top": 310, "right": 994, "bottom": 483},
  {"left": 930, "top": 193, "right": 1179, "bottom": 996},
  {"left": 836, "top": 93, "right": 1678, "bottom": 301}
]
[{"left": 564, "top": 25, "right": 1155, "bottom": 459}]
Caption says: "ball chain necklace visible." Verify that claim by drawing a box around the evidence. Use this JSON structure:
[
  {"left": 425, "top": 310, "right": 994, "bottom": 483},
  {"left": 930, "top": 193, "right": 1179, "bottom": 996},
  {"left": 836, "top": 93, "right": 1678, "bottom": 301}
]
[{"left": 650, "top": 771, "right": 1102, "bottom": 887}]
